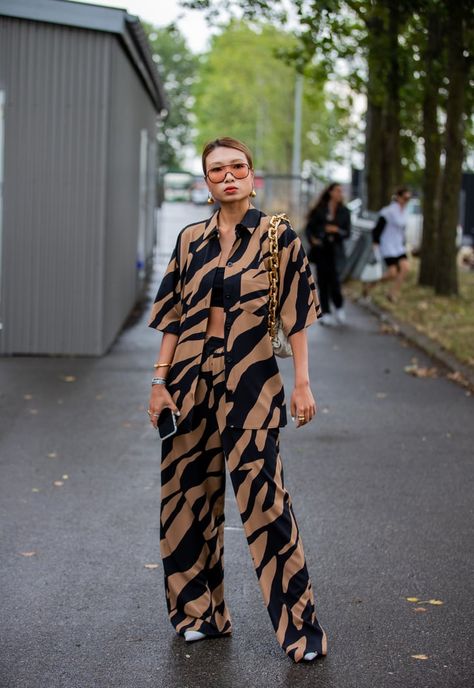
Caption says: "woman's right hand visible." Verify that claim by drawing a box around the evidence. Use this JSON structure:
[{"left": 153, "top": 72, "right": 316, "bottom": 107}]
[{"left": 148, "top": 385, "right": 180, "bottom": 430}]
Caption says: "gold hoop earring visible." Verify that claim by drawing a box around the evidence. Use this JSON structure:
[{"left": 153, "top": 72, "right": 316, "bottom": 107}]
[
  {"left": 250, "top": 189, "right": 257, "bottom": 198},
  {"left": 207, "top": 194, "right": 214, "bottom": 204}
]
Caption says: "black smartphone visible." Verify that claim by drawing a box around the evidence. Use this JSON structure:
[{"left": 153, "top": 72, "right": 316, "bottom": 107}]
[{"left": 157, "top": 407, "right": 178, "bottom": 440}]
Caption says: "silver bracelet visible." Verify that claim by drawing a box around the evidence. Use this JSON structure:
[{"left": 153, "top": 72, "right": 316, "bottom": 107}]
[{"left": 151, "top": 377, "right": 167, "bottom": 386}]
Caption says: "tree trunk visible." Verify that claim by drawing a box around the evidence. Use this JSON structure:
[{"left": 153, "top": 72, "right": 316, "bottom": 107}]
[
  {"left": 434, "top": 3, "right": 467, "bottom": 296},
  {"left": 364, "top": 1, "right": 402, "bottom": 211},
  {"left": 418, "top": 11, "right": 442, "bottom": 287},
  {"left": 366, "top": 99, "right": 385, "bottom": 210},
  {"left": 381, "top": 0, "right": 402, "bottom": 200}
]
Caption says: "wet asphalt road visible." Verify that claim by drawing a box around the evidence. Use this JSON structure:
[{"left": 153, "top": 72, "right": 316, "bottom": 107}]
[{"left": 1, "top": 203, "right": 473, "bottom": 688}]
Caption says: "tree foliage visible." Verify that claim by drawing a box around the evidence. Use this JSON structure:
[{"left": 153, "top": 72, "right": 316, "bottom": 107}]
[
  {"left": 143, "top": 23, "right": 198, "bottom": 170},
  {"left": 192, "top": 20, "right": 351, "bottom": 174}
]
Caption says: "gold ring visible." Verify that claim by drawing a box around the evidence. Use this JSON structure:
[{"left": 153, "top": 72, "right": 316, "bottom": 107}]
[{"left": 298, "top": 415, "right": 305, "bottom": 420}]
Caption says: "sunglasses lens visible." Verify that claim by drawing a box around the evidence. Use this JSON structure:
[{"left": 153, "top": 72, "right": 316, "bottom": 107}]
[
  {"left": 232, "top": 163, "right": 249, "bottom": 179},
  {"left": 208, "top": 163, "right": 249, "bottom": 183},
  {"left": 208, "top": 169, "right": 225, "bottom": 183}
]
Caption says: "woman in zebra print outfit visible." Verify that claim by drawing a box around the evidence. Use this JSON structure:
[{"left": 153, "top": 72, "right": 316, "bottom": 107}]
[{"left": 147, "top": 137, "right": 328, "bottom": 663}]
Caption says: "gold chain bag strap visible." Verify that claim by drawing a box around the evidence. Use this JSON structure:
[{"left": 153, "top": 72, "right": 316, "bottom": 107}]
[{"left": 267, "top": 213, "right": 293, "bottom": 358}]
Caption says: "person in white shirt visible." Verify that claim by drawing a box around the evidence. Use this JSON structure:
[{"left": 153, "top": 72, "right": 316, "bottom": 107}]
[{"left": 372, "top": 187, "right": 411, "bottom": 303}]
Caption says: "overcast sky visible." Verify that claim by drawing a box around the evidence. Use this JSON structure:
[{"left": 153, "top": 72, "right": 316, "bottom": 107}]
[{"left": 71, "top": 0, "right": 211, "bottom": 52}]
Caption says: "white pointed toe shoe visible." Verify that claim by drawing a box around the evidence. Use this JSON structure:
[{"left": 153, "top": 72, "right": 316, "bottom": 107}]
[
  {"left": 303, "top": 651, "right": 318, "bottom": 661},
  {"left": 184, "top": 630, "right": 207, "bottom": 643},
  {"left": 319, "top": 313, "right": 335, "bottom": 326}
]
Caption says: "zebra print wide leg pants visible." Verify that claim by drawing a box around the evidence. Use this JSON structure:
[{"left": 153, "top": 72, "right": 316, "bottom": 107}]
[{"left": 159, "top": 336, "right": 328, "bottom": 662}]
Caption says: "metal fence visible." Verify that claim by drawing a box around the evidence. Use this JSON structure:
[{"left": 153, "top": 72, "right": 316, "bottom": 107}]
[{"left": 257, "top": 174, "right": 326, "bottom": 233}]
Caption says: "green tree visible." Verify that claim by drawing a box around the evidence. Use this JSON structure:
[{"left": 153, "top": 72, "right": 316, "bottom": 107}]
[
  {"left": 183, "top": 0, "right": 474, "bottom": 296},
  {"left": 143, "top": 23, "right": 198, "bottom": 170},
  {"left": 192, "top": 20, "right": 349, "bottom": 173}
]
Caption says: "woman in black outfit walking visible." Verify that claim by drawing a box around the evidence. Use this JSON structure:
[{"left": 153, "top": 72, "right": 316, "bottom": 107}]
[{"left": 305, "top": 183, "right": 351, "bottom": 325}]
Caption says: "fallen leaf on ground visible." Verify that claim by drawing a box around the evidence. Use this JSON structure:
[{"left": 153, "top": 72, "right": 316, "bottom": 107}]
[
  {"left": 62, "top": 474, "right": 69, "bottom": 480},
  {"left": 19, "top": 551, "right": 36, "bottom": 556},
  {"left": 447, "top": 371, "right": 470, "bottom": 388},
  {"left": 413, "top": 607, "right": 427, "bottom": 612},
  {"left": 144, "top": 563, "right": 159, "bottom": 569},
  {"left": 406, "top": 597, "right": 419, "bottom": 602},
  {"left": 53, "top": 480, "right": 64, "bottom": 487},
  {"left": 48, "top": 452, "right": 58, "bottom": 458},
  {"left": 60, "top": 375, "right": 76, "bottom": 383},
  {"left": 404, "top": 364, "right": 438, "bottom": 378},
  {"left": 31, "top": 488, "right": 40, "bottom": 493},
  {"left": 380, "top": 323, "right": 399, "bottom": 334},
  {"left": 411, "top": 654, "right": 429, "bottom": 660}
]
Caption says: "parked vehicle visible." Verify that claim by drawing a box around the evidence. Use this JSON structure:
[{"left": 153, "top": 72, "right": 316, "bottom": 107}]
[
  {"left": 164, "top": 172, "right": 193, "bottom": 202},
  {"left": 191, "top": 177, "right": 209, "bottom": 205}
]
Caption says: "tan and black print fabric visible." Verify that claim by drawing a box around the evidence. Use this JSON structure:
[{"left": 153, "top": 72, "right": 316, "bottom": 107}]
[
  {"left": 148, "top": 207, "right": 322, "bottom": 431},
  {"left": 160, "top": 336, "right": 328, "bottom": 662}
]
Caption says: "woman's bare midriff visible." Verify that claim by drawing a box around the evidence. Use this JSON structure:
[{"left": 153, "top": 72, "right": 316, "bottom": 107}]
[
  {"left": 205, "top": 306, "right": 225, "bottom": 338},
  {"left": 205, "top": 236, "right": 234, "bottom": 339}
]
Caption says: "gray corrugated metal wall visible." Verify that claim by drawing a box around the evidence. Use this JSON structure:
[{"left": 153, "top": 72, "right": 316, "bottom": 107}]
[
  {"left": 102, "top": 38, "right": 156, "bottom": 353},
  {"left": 0, "top": 17, "right": 109, "bottom": 354},
  {"left": 0, "top": 15, "right": 157, "bottom": 356}
]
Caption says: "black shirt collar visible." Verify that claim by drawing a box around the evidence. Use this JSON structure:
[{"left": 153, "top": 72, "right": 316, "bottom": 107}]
[{"left": 204, "top": 206, "right": 262, "bottom": 240}]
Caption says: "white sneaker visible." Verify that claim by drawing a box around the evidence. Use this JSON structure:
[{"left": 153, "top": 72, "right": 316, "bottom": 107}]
[
  {"left": 335, "top": 308, "right": 346, "bottom": 324},
  {"left": 319, "top": 313, "right": 335, "bottom": 326},
  {"left": 184, "top": 630, "right": 206, "bottom": 642}
]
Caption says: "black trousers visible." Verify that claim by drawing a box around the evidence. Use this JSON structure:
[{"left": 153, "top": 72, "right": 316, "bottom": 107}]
[{"left": 313, "top": 245, "right": 344, "bottom": 314}]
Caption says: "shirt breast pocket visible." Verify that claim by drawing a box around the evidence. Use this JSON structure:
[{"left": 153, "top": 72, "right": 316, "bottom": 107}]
[{"left": 239, "top": 267, "right": 269, "bottom": 313}]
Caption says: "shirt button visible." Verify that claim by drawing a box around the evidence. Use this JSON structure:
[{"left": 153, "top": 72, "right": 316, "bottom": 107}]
[
  {"left": 226, "top": 355, "right": 232, "bottom": 363},
  {"left": 225, "top": 322, "right": 231, "bottom": 330},
  {"left": 227, "top": 261, "right": 233, "bottom": 267},
  {"left": 225, "top": 293, "right": 231, "bottom": 299}
]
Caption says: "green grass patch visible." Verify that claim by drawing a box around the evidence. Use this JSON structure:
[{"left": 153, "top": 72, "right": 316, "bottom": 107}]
[{"left": 346, "top": 260, "right": 474, "bottom": 368}]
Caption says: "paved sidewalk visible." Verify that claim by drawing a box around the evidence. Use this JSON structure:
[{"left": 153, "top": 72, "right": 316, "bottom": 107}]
[{"left": 1, "top": 203, "right": 473, "bottom": 688}]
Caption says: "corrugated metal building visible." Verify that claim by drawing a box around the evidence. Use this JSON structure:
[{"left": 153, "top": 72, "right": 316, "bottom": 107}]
[{"left": 0, "top": 0, "right": 167, "bottom": 355}]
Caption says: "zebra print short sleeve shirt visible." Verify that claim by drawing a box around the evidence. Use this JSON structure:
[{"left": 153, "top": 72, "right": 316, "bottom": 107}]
[{"left": 148, "top": 207, "right": 321, "bottom": 430}]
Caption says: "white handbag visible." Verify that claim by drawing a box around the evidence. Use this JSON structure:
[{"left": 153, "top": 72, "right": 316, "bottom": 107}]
[
  {"left": 360, "top": 246, "right": 383, "bottom": 283},
  {"left": 267, "top": 214, "right": 293, "bottom": 358}
]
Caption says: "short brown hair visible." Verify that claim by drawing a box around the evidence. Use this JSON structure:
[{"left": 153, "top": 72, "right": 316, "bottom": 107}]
[{"left": 202, "top": 137, "right": 254, "bottom": 175}]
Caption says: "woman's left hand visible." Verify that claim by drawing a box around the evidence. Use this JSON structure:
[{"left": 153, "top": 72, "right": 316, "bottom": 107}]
[{"left": 290, "top": 383, "right": 317, "bottom": 428}]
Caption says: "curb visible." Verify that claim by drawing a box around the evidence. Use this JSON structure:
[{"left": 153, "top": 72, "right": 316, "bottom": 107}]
[{"left": 350, "top": 296, "right": 474, "bottom": 393}]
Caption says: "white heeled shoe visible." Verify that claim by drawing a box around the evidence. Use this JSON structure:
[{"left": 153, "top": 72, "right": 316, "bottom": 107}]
[
  {"left": 303, "top": 651, "right": 318, "bottom": 661},
  {"left": 184, "top": 630, "right": 206, "bottom": 643}
]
